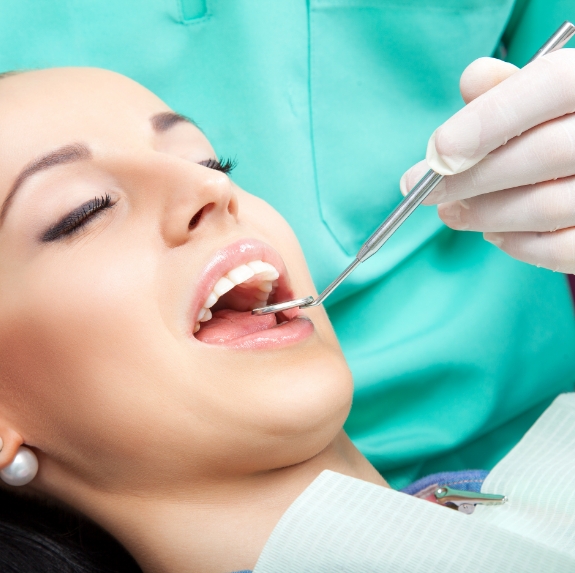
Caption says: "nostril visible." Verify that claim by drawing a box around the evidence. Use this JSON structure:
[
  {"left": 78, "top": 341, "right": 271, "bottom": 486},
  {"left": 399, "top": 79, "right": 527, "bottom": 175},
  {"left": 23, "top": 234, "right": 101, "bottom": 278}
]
[
  {"left": 189, "top": 210, "right": 203, "bottom": 230},
  {"left": 227, "top": 195, "right": 239, "bottom": 217},
  {"left": 189, "top": 207, "right": 205, "bottom": 230}
]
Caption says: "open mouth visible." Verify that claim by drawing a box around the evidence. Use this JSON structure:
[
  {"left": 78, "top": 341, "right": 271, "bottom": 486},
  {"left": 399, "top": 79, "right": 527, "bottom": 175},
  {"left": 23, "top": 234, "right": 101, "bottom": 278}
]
[{"left": 191, "top": 242, "right": 314, "bottom": 348}]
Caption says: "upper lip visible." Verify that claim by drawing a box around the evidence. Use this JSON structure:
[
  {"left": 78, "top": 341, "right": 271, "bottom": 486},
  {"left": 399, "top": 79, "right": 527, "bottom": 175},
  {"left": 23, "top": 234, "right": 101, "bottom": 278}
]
[{"left": 188, "top": 238, "right": 295, "bottom": 331}]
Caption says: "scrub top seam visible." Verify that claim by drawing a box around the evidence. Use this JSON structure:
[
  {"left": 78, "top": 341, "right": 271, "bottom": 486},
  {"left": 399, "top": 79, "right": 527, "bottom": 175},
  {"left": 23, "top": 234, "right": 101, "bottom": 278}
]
[{"left": 305, "top": 0, "right": 351, "bottom": 256}]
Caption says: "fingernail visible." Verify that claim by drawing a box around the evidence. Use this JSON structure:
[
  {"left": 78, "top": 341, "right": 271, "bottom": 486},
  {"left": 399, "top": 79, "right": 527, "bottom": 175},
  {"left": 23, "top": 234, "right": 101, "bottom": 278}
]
[
  {"left": 0, "top": 437, "right": 3, "bottom": 453},
  {"left": 484, "top": 232, "right": 504, "bottom": 247},
  {"left": 399, "top": 172, "right": 408, "bottom": 196},
  {"left": 426, "top": 120, "right": 482, "bottom": 176},
  {"left": 438, "top": 201, "right": 469, "bottom": 230}
]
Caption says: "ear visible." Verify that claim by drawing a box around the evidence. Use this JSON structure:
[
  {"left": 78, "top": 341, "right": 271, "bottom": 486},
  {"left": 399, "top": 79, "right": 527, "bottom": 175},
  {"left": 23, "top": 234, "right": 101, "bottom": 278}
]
[{"left": 0, "top": 425, "right": 24, "bottom": 470}]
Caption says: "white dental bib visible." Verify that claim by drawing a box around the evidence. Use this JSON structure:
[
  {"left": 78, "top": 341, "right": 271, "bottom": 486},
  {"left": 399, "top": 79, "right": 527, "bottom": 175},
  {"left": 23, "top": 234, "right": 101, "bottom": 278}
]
[{"left": 253, "top": 394, "right": 575, "bottom": 572}]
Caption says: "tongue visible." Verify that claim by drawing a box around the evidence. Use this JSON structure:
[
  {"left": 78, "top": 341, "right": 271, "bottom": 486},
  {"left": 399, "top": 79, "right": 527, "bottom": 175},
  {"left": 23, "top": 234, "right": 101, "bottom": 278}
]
[{"left": 195, "top": 309, "right": 278, "bottom": 344}]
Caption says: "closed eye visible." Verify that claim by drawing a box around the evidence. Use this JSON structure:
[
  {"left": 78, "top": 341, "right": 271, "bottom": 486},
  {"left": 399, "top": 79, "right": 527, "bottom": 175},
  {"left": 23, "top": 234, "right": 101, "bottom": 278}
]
[{"left": 42, "top": 194, "right": 115, "bottom": 242}]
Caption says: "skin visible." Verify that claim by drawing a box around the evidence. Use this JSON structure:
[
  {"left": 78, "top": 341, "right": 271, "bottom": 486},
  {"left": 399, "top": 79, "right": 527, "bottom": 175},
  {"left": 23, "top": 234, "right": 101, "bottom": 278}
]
[{"left": 0, "top": 68, "right": 386, "bottom": 573}]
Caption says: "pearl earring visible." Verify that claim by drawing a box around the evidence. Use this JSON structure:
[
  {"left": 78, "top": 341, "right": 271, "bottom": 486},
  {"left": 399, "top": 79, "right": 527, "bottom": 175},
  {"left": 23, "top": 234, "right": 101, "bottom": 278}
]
[{"left": 0, "top": 446, "right": 38, "bottom": 486}]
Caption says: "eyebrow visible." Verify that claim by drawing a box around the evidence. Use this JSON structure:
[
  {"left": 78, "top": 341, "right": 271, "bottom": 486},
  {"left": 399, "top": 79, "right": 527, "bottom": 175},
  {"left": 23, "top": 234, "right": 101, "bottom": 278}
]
[
  {"left": 0, "top": 143, "right": 92, "bottom": 225},
  {"left": 150, "top": 111, "right": 197, "bottom": 132},
  {"left": 0, "top": 111, "right": 197, "bottom": 226}
]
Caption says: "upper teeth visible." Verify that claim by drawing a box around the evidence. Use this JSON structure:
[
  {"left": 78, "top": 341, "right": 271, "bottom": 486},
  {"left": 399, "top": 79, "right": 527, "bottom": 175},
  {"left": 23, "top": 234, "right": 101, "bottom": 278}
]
[{"left": 193, "top": 260, "right": 280, "bottom": 334}]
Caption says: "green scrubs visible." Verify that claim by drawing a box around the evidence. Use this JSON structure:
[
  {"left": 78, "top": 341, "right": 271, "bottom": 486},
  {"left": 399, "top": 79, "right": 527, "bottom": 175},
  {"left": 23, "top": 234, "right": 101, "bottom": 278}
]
[{"left": 1, "top": 0, "right": 573, "bottom": 488}]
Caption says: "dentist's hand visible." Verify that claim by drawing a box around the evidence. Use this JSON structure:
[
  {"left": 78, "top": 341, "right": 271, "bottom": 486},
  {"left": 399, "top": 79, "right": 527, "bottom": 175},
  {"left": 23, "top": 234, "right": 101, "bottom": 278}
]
[{"left": 400, "top": 51, "right": 575, "bottom": 274}]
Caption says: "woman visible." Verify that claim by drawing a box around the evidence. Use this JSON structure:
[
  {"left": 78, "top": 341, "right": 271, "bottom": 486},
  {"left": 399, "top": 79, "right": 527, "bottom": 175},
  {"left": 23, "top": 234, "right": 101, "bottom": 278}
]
[
  {"left": 0, "top": 66, "right": 391, "bottom": 573},
  {"left": 0, "top": 2, "right": 573, "bottom": 491}
]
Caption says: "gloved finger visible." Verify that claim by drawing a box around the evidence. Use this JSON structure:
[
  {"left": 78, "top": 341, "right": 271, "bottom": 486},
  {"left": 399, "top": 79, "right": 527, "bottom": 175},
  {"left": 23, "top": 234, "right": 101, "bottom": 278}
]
[
  {"left": 484, "top": 228, "right": 575, "bottom": 274},
  {"left": 399, "top": 59, "right": 518, "bottom": 202},
  {"left": 459, "top": 57, "right": 519, "bottom": 104},
  {"left": 425, "top": 49, "right": 575, "bottom": 176},
  {"left": 420, "top": 112, "right": 575, "bottom": 203},
  {"left": 401, "top": 112, "right": 575, "bottom": 204},
  {"left": 438, "top": 176, "right": 575, "bottom": 233}
]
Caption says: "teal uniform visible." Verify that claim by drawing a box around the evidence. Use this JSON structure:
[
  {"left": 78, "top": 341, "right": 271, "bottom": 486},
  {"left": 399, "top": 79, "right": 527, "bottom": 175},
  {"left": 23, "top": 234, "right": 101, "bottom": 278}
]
[{"left": 1, "top": 0, "right": 573, "bottom": 488}]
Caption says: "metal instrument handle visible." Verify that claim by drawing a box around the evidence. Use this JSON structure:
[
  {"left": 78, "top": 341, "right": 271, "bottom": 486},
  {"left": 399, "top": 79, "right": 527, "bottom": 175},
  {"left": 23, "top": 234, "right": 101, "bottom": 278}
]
[
  {"left": 527, "top": 20, "right": 575, "bottom": 63},
  {"left": 357, "top": 170, "right": 443, "bottom": 263}
]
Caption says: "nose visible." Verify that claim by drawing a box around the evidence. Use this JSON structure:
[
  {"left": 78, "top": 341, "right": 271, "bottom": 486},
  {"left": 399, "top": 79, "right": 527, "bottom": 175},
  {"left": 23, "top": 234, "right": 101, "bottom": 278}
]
[{"left": 159, "top": 158, "right": 239, "bottom": 248}]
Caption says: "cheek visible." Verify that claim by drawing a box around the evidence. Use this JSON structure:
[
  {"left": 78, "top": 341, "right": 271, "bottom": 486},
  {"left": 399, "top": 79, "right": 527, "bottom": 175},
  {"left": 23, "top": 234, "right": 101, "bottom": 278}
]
[
  {"left": 238, "top": 192, "right": 299, "bottom": 256},
  {"left": 28, "top": 246, "right": 157, "bottom": 353},
  {"left": 0, "top": 241, "right": 180, "bottom": 445}
]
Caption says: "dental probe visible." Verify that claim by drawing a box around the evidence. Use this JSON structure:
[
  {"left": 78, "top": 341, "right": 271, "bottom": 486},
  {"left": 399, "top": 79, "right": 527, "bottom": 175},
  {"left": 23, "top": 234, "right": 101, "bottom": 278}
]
[{"left": 252, "top": 21, "right": 575, "bottom": 317}]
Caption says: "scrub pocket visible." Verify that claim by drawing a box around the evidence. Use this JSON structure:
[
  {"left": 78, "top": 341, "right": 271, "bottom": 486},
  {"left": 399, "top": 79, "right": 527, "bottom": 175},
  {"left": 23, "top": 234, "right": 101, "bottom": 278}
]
[
  {"left": 308, "top": 0, "right": 513, "bottom": 254},
  {"left": 177, "top": 0, "right": 208, "bottom": 23}
]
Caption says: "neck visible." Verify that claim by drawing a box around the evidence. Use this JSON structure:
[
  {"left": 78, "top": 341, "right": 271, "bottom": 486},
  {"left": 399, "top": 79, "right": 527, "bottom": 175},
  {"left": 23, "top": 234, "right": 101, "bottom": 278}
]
[{"left": 59, "top": 431, "right": 386, "bottom": 573}]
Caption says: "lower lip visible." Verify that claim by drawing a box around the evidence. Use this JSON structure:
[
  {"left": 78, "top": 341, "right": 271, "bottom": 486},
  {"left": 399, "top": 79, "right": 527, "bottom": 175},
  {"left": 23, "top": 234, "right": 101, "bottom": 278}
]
[{"left": 205, "top": 316, "right": 314, "bottom": 350}]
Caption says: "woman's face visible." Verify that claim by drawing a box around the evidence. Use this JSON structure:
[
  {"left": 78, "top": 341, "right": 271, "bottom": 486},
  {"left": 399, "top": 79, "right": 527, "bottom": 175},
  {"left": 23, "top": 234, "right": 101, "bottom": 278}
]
[{"left": 0, "top": 68, "right": 352, "bottom": 493}]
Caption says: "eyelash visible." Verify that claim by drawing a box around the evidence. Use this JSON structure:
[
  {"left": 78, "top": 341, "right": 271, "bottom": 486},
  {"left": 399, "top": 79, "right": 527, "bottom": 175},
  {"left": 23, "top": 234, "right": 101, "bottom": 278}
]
[
  {"left": 199, "top": 157, "right": 237, "bottom": 174},
  {"left": 42, "top": 194, "right": 114, "bottom": 242},
  {"left": 41, "top": 157, "right": 236, "bottom": 243}
]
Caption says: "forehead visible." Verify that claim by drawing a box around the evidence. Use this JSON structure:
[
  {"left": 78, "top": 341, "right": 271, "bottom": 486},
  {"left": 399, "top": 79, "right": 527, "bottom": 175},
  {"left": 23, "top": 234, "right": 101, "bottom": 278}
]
[
  {"left": 0, "top": 67, "right": 169, "bottom": 148},
  {"left": 0, "top": 67, "right": 187, "bottom": 198}
]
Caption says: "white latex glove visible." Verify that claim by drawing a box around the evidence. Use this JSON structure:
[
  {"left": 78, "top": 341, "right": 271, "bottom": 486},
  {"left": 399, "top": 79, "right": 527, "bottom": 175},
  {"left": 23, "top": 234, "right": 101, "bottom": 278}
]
[{"left": 400, "top": 50, "right": 575, "bottom": 274}]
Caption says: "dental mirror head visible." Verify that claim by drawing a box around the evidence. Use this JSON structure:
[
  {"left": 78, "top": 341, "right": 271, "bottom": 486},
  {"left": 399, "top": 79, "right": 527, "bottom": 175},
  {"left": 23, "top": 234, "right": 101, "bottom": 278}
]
[{"left": 252, "top": 296, "right": 314, "bottom": 316}]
